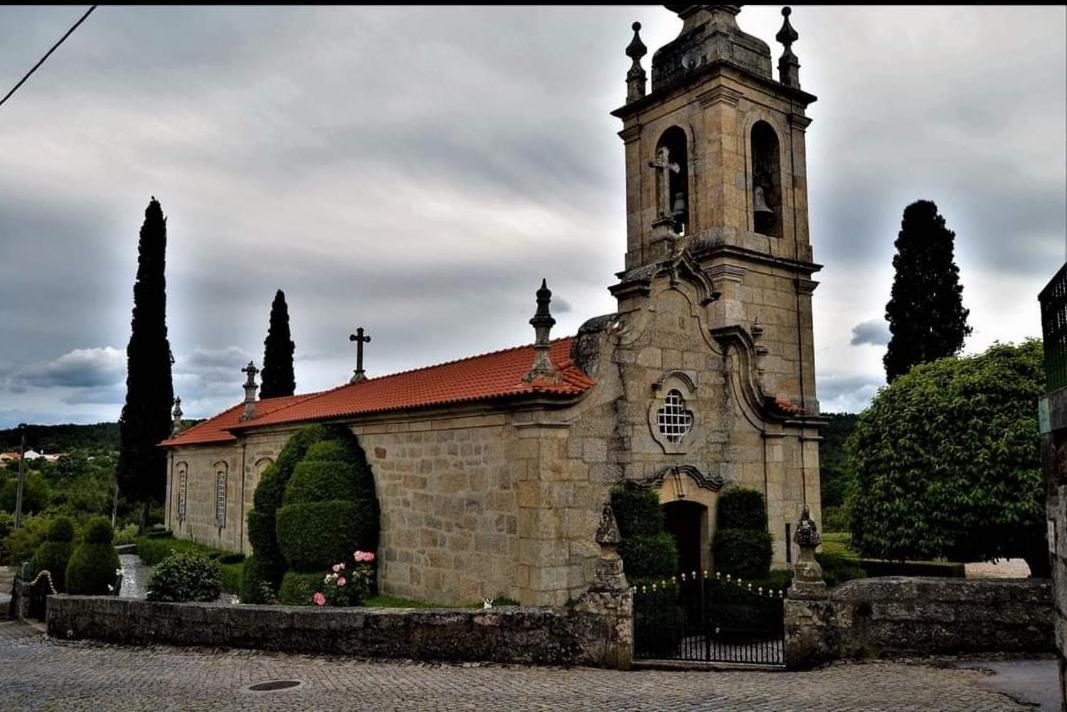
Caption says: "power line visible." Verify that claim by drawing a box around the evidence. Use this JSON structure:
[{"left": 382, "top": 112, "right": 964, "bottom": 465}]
[{"left": 0, "top": 5, "right": 97, "bottom": 110}]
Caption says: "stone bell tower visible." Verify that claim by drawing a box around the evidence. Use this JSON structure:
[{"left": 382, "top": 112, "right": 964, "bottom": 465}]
[{"left": 611, "top": 4, "right": 820, "bottom": 411}]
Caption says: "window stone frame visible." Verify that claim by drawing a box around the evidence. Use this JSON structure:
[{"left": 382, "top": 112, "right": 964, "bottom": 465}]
[{"left": 648, "top": 370, "right": 701, "bottom": 454}]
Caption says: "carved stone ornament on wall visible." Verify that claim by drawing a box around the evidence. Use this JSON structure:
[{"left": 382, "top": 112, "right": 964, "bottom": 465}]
[
  {"left": 635, "top": 464, "right": 725, "bottom": 496},
  {"left": 648, "top": 370, "right": 702, "bottom": 454}
]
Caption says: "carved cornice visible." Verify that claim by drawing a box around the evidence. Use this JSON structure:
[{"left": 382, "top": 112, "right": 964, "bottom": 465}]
[
  {"left": 795, "top": 278, "right": 819, "bottom": 295},
  {"left": 610, "top": 249, "right": 721, "bottom": 307},
  {"left": 787, "top": 114, "right": 813, "bottom": 131},
  {"left": 617, "top": 124, "right": 642, "bottom": 144},
  {"left": 697, "top": 85, "right": 742, "bottom": 107},
  {"left": 652, "top": 370, "right": 697, "bottom": 393}
]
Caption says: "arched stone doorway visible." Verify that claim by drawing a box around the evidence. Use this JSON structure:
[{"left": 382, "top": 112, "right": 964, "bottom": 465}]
[
  {"left": 663, "top": 500, "right": 706, "bottom": 575},
  {"left": 650, "top": 465, "right": 723, "bottom": 575}
]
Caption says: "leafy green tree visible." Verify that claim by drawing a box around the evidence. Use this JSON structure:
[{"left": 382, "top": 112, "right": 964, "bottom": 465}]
[
  {"left": 883, "top": 200, "right": 972, "bottom": 382},
  {"left": 260, "top": 289, "right": 296, "bottom": 399},
  {"left": 117, "top": 198, "right": 174, "bottom": 527},
  {"left": 848, "top": 340, "right": 1047, "bottom": 575},
  {"left": 0, "top": 472, "right": 50, "bottom": 515},
  {"left": 65, "top": 516, "right": 120, "bottom": 595}
]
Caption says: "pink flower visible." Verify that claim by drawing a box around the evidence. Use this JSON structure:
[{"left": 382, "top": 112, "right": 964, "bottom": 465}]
[
  {"left": 354, "top": 550, "right": 376, "bottom": 563},
  {"left": 337, "top": 577, "right": 346, "bottom": 587},
  {"left": 332, "top": 564, "right": 341, "bottom": 573},
  {"left": 312, "top": 592, "right": 326, "bottom": 607},
  {"left": 338, "top": 563, "right": 345, "bottom": 570}
]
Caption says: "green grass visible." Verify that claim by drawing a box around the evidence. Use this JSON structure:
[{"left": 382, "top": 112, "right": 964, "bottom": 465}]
[
  {"left": 363, "top": 594, "right": 436, "bottom": 608},
  {"left": 820, "top": 531, "right": 859, "bottom": 559}
]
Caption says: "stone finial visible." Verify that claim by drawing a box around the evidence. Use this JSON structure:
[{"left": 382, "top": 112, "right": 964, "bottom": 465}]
[
  {"left": 171, "top": 397, "right": 183, "bottom": 437},
  {"left": 240, "top": 361, "right": 259, "bottom": 421},
  {"left": 595, "top": 505, "right": 623, "bottom": 548},
  {"left": 523, "top": 279, "right": 561, "bottom": 384},
  {"left": 776, "top": 7, "right": 801, "bottom": 88},
  {"left": 789, "top": 505, "right": 827, "bottom": 599},
  {"left": 588, "top": 504, "right": 627, "bottom": 593},
  {"left": 625, "top": 21, "right": 647, "bottom": 103}
]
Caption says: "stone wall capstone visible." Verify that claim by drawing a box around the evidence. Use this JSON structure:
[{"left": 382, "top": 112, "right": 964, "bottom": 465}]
[
  {"left": 46, "top": 595, "right": 633, "bottom": 670},
  {"left": 784, "top": 576, "right": 1053, "bottom": 669}
]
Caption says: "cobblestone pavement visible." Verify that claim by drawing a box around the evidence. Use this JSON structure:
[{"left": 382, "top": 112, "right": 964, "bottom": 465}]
[{"left": 0, "top": 621, "right": 1036, "bottom": 711}]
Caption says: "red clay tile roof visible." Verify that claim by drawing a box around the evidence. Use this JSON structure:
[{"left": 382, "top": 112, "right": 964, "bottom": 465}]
[
  {"left": 162, "top": 337, "right": 592, "bottom": 448},
  {"left": 159, "top": 393, "right": 321, "bottom": 447}
]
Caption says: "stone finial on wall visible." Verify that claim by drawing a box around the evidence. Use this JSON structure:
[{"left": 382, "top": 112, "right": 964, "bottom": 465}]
[
  {"left": 788, "top": 505, "right": 827, "bottom": 599},
  {"left": 589, "top": 505, "right": 627, "bottom": 593},
  {"left": 240, "top": 361, "right": 259, "bottom": 421},
  {"left": 776, "top": 7, "right": 801, "bottom": 88},
  {"left": 625, "top": 22, "right": 647, "bottom": 103},
  {"left": 523, "top": 279, "right": 562, "bottom": 385},
  {"left": 171, "top": 396, "right": 183, "bottom": 436}
]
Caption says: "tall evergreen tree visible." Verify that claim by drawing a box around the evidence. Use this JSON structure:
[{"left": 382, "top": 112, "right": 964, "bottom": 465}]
[
  {"left": 260, "top": 289, "right": 296, "bottom": 398},
  {"left": 117, "top": 198, "right": 174, "bottom": 523},
  {"left": 883, "top": 200, "right": 972, "bottom": 382}
]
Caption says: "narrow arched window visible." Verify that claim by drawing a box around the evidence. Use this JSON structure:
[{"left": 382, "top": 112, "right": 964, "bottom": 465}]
[
  {"left": 656, "top": 127, "right": 690, "bottom": 234},
  {"left": 176, "top": 463, "right": 188, "bottom": 522},
  {"left": 751, "top": 121, "right": 782, "bottom": 237},
  {"left": 214, "top": 464, "right": 228, "bottom": 527}
]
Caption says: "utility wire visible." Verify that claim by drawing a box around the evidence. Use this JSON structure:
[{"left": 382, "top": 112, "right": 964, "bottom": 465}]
[{"left": 0, "top": 5, "right": 97, "bottom": 110}]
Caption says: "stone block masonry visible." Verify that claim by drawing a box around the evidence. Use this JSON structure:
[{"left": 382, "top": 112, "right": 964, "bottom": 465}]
[
  {"left": 784, "top": 576, "right": 1053, "bottom": 668},
  {"left": 47, "top": 594, "right": 633, "bottom": 670}
]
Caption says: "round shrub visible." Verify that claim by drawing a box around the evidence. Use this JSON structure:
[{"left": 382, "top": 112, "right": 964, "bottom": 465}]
[
  {"left": 65, "top": 517, "right": 119, "bottom": 595},
  {"left": 252, "top": 465, "right": 284, "bottom": 513},
  {"left": 147, "top": 551, "right": 221, "bottom": 602},
  {"left": 240, "top": 554, "right": 287, "bottom": 603},
  {"left": 46, "top": 517, "right": 75, "bottom": 543},
  {"left": 610, "top": 485, "right": 664, "bottom": 539},
  {"left": 716, "top": 488, "right": 769, "bottom": 531},
  {"left": 30, "top": 516, "right": 76, "bottom": 591},
  {"left": 84, "top": 517, "right": 115, "bottom": 544},
  {"left": 278, "top": 570, "right": 325, "bottom": 605},
  {"left": 712, "top": 528, "right": 772, "bottom": 581},
  {"left": 276, "top": 501, "right": 371, "bottom": 572},
  {"left": 619, "top": 532, "right": 678, "bottom": 580},
  {"left": 302, "top": 440, "right": 357, "bottom": 464},
  {"left": 283, "top": 461, "right": 357, "bottom": 505}
]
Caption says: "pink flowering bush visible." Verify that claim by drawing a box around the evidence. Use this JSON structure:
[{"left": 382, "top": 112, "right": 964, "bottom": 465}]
[{"left": 314, "top": 550, "right": 376, "bottom": 606}]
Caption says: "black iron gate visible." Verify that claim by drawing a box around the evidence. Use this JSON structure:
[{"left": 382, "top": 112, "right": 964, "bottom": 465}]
[{"left": 633, "top": 571, "right": 785, "bottom": 665}]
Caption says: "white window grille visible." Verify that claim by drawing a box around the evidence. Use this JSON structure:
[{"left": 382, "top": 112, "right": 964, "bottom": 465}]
[
  {"left": 177, "top": 466, "right": 188, "bottom": 521},
  {"left": 657, "top": 389, "right": 693, "bottom": 443},
  {"left": 215, "top": 467, "right": 227, "bottom": 527}
]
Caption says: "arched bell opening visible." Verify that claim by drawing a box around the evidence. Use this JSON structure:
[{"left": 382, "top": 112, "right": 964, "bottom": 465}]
[
  {"left": 751, "top": 120, "right": 782, "bottom": 238},
  {"left": 656, "top": 126, "right": 690, "bottom": 235}
]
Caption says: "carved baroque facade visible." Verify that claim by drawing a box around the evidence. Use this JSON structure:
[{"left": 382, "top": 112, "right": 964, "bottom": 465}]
[{"left": 163, "top": 5, "right": 824, "bottom": 607}]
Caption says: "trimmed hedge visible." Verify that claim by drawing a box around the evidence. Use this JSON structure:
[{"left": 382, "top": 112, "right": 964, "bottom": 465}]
[
  {"left": 134, "top": 535, "right": 238, "bottom": 567},
  {"left": 712, "top": 528, "right": 773, "bottom": 581},
  {"left": 610, "top": 485, "right": 664, "bottom": 539},
  {"left": 65, "top": 517, "right": 119, "bottom": 595},
  {"left": 278, "top": 570, "right": 325, "bottom": 605},
  {"left": 147, "top": 551, "right": 221, "bottom": 602},
  {"left": 239, "top": 554, "right": 286, "bottom": 603},
  {"left": 716, "top": 489, "right": 769, "bottom": 531},
  {"left": 276, "top": 500, "right": 371, "bottom": 572},
  {"left": 219, "top": 562, "right": 243, "bottom": 595},
  {"left": 619, "top": 533, "right": 679, "bottom": 580},
  {"left": 713, "top": 487, "right": 772, "bottom": 581},
  {"left": 282, "top": 461, "right": 358, "bottom": 505},
  {"left": 31, "top": 517, "right": 76, "bottom": 591}
]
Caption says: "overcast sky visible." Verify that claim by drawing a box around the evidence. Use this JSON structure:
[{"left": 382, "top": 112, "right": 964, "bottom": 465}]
[{"left": 0, "top": 5, "right": 1064, "bottom": 429}]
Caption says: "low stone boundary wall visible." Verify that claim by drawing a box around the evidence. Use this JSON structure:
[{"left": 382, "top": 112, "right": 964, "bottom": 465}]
[
  {"left": 785, "top": 576, "right": 1053, "bottom": 668},
  {"left": 47, "top": 594, "right": 633, "bottom": 669}
]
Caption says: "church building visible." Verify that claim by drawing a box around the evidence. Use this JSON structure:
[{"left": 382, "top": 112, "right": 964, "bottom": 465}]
[{"left": 161, "top": 5, "right": 824, "bottom": 607}]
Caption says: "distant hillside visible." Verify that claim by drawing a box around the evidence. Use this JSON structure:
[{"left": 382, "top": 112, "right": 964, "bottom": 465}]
[
  {"left": 818, "top": 412, "right": 859, "bottom": 509},
  {"left": 0, "top": 422, "right": 120, "bottom": 454}
]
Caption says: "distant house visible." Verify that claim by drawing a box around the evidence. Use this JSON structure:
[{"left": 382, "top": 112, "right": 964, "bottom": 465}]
[
  {"left": 0, "top": 452, "right": 19, "bottom": 464},
  {"left": 21, "top": 451, "right": 65, "bottom": 463}
]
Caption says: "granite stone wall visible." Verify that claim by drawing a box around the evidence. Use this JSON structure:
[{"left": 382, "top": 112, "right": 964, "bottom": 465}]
[
  {"left": 783, "top": 577, "right": 1053, "bottom": 669},
  {"left": 46, "top": 595, "right": 633, "bottom": 669}
]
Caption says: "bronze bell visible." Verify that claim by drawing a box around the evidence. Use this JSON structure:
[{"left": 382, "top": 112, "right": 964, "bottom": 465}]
[
  {"left": 753, "top": 185, "right": 774, "bottom": 216},
  {"left": 672, "top": 192, "right": 687, "bottom": 218}
]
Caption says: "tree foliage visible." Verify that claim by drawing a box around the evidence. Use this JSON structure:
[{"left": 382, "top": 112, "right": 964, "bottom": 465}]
[
  {"left": 260, "top": 289, "right": 296, "bottom": 399},
  {"left": 848, "top": 340, "right": 1047, "bottom": 574},
  {"left": 117, "top": 198, "right": 174, "bottom": 508},
  {"left": 883, "top": 200, "right": 972, "bottom": 382}
]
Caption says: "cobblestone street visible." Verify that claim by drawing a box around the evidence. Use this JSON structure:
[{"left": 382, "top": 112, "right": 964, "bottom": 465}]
[{"left": 0, "top": 621, "right": 1045, "bottom": 711}]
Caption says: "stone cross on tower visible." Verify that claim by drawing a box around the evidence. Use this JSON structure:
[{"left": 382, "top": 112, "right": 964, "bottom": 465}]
[
  {"left": 240, "top": 361, "right": 259, "bottom": 421},
  {"left": 171, "top": 397, "right": 183, "bottom": 437},
  {"left": 648, "top": 146, "right": 680, "bottom": 224},
  {"left": 349, "top": 327, "right": 372, "bottom": 384}
]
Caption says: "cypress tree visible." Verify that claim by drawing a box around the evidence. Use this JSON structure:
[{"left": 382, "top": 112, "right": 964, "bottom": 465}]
[
  {"left": 117, "top": 197, "right": 174, "bottom": 526},
  {"left": 883, "top": 200, "right": 972, "bottom": 382},
  {"left": 260, "top": 289, "right": 296, "bottom": 398}
]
